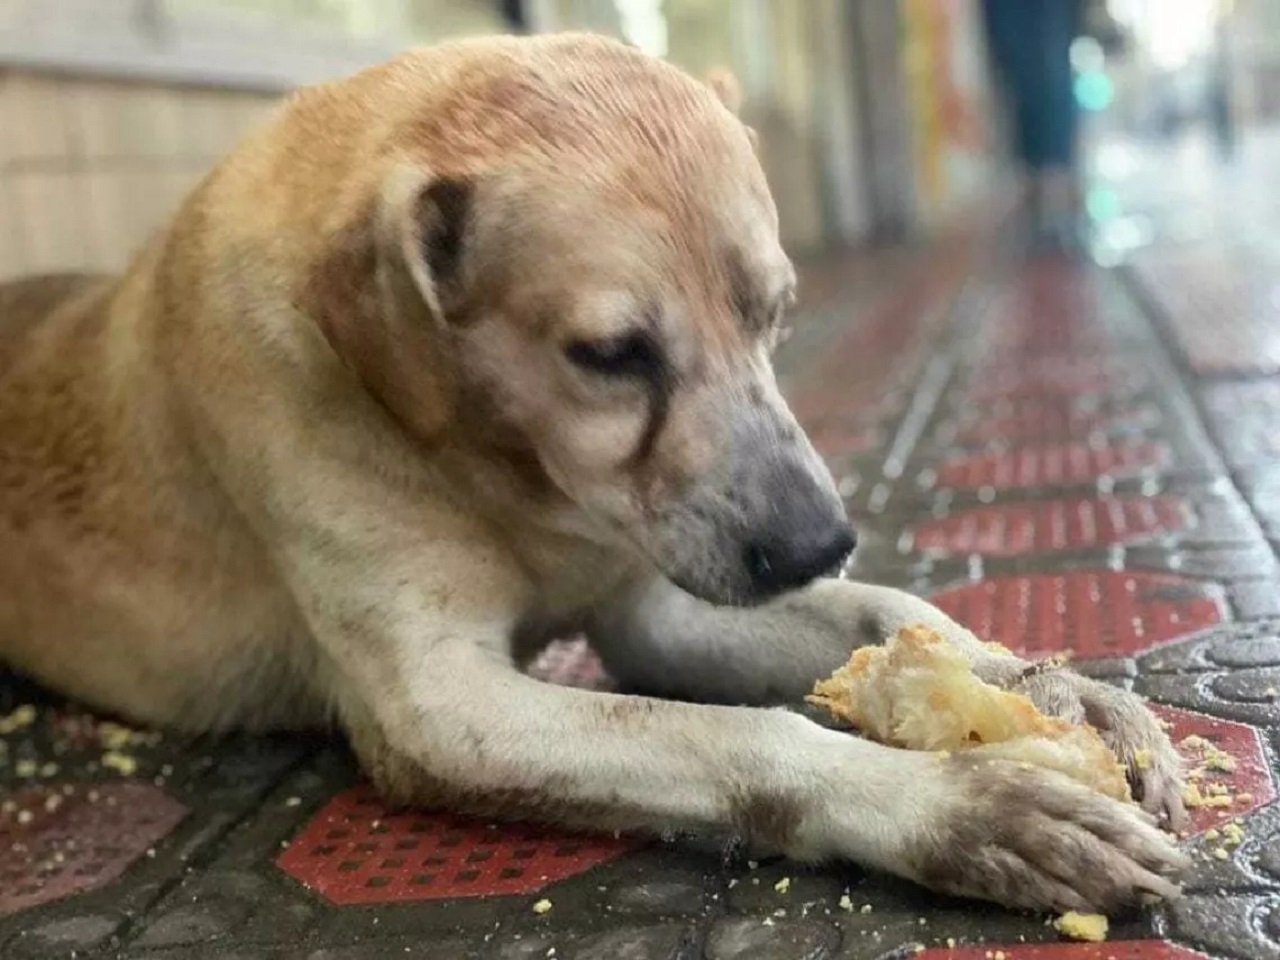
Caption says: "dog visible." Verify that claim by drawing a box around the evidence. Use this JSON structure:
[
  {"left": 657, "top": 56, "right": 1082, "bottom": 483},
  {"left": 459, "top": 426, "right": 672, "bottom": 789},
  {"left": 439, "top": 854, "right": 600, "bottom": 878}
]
[{"left": 0, "top": 33, "right": 1188, "bottom": 912}]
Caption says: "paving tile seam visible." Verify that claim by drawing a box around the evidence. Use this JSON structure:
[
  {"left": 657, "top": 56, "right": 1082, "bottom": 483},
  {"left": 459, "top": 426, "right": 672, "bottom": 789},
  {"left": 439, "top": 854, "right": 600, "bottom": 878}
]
[
  {"left": 108, "top": 749, "right": 320, "bottom": 954},
  {"left": 1118, "top": 264, "right": 1280, "bottom": 578},
  {"left": 857, "top": 269, "right": 1008, "bottom": 494}
]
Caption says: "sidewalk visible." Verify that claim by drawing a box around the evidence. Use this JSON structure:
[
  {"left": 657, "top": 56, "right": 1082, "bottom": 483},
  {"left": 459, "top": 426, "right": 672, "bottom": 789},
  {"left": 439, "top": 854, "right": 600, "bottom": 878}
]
[{"left": 4, "top": 199, "right": 1280, "bottom": 958}]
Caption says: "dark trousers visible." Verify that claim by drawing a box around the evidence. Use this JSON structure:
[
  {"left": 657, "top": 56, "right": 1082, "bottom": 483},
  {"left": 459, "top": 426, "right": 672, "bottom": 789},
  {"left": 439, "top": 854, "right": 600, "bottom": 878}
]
[
  {"left": 980, "top": 0, "right": 1085, "bottom": 169},
  {"left": 499, "top": 0, "right": 528, "bottom": 32}
]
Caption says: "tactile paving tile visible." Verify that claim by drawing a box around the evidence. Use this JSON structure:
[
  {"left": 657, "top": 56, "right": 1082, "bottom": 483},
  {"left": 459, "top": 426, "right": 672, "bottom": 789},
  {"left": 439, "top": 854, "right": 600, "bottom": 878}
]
[
  {"left": 526, "top": 637, "right": 612, "bottom": 690},
  {"left": 0, "top": 782, "right": 187, "bottom": 914},
  {"left": 909, "top": 495, "right": 1191, "bottom": 557},
  {"left": 950, "top": 397, "right": 1161, "bottom": 447},
  {"left": 913, "top": 942, "right": 1210, "bottom": 959},
  {"left": 1134, "top": 249, "right": 1280, "bottom": 375},
  {"left": 931, "top": 570, "right": 1226, "bottom": 658},
  {"left": 931, "top": 440, "right": 1170, "bottom": 490},
  {"left": 970, "top": 257, "right": 1136, "bottom": 353},
  {"left": 276, "top": 785, "right": 634, "bottom": 905},
  {"left": 1152, "top": 704, "right": 1275, "bottom": 834},
  {"left": 961, "top": 357, "right": 1133, "bottom": 401}
]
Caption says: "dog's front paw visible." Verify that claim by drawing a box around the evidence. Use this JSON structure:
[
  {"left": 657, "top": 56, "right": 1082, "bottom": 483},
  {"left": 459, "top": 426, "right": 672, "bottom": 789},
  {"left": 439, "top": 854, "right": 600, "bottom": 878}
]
[
  {"left": 1016, "top": 670, "right": 1187, "bottom": 829},
  {"left": 905, "top": 755, "right": 1189, "bottom": 913}
]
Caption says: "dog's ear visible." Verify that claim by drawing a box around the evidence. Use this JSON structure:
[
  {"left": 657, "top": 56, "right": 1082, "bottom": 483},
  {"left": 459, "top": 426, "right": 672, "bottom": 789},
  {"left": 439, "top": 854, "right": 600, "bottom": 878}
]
[
  {"left": 306, "top": 168, "right": 479, "bottom": 443},
  {"left": 398, "top": 172, "right": 478, "bottom": 326},
  {"left": 704, "top": 68, "right": 743, "bottom": 115},
  {"left": 704, "top": 68, "right": 759, "bottom": 151}
]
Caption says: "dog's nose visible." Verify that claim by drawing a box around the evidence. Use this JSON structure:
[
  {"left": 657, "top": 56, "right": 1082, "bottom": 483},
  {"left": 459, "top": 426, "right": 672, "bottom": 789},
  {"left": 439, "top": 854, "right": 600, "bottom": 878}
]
[{"left": 743, "top": 521, "right": 857, "bottom": 597}]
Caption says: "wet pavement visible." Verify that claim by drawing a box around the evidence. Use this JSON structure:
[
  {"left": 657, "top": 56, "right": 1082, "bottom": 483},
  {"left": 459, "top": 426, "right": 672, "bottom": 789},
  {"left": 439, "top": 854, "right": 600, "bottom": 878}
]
[{"left": 4, "top": 165, "right": 1280, "bottom": 958}]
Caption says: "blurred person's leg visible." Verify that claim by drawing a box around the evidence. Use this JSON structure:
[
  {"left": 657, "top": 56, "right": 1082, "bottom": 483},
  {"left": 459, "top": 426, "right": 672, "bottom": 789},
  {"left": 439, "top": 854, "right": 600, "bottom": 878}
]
[
  {"left": 499, "top": 0, "right": 529, "bottom": 32},
  {"left": 981, "top": 0, "right": 1086, "bottom": 245}
]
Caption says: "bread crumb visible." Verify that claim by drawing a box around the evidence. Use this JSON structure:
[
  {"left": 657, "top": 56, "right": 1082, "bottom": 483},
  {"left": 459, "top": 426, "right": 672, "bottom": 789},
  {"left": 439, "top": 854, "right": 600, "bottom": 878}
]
[
  {"left": 1205, "top": 828, "right": 1220, "bottom": 840},
  {"left": 0, "top": 705, "right": 37, "bottom": 734},
  {"left": 101, "top": 752, "right": 138, "bottom": 776},
  {"left": 531, "top": 899, "right": 553, "bottom": 915},
  {"left": 98, "top": 722, "right": 139, "bottom": 750},
  {"left": 1183, "top": 781, "right": 1233, "bottom": 808},
  {"left": 838, "top": 894, "right": 853, "bottom": 912},
  {"left": 16, "top": 809, "right": 33, "bottom": 825},
  {"left": 773, "top": 877, "right": 791, "bottom": 894},
  {"left": 1213, "top": 847, "right": 1230, "bottom": 860},
  {"left": 859, "top": 903, "right": 873, "bottom": 914},
  {"left": 946, "top": 938, "right": 957, "bottom": 948},
  {"left": 14, "top": 759, "right": 37, "bottom": 778},
  {"left": 1055, "top": 911, "right": 1108, "bottom": 942}
]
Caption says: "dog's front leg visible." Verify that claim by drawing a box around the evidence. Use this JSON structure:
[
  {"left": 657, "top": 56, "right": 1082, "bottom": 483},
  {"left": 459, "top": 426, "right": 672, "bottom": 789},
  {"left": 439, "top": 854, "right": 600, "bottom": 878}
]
[
  {"left": 248, "top": 470, "right": 1182, "bottom": 912},
  {"left": 587, "top": 577, "right": 1026, "bottom": 705},
  {"left": 587, "top": 576, "right": 1186, "bottom": 824},
  {"left": 337, "top": 626, "right": 1183, "bottom": 914}
]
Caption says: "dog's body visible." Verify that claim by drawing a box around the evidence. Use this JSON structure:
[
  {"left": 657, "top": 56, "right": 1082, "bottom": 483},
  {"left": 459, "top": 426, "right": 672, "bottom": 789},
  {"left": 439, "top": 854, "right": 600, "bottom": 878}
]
[{"left": 0, "top": 34, "right": 1187, "bottom": 911}]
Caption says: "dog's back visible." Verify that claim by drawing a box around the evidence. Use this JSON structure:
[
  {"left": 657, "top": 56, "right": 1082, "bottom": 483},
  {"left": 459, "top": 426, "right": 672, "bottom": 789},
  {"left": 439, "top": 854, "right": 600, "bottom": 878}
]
[
  {"left": 0, "top": 266, "right": 324, "bottom": 730},
  {"left": 0, "top": 274, "right": 108, "bottom": 371}
]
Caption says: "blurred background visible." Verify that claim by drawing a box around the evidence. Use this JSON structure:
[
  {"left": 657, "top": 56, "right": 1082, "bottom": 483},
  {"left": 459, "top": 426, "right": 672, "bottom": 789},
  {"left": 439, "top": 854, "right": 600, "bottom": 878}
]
[{"left": 0, "top": 0, "right": 1276, "bottom": 282}]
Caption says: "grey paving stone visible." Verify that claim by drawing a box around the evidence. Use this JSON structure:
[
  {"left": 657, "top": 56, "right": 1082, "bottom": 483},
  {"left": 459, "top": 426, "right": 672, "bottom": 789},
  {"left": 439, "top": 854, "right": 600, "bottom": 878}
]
[
  {"left": 1167, "top": 893, "right": 1280, "bottom": 960},
  {"left": 5, "top": 913, "right": 122, "bottom": 958},
  {"left": 705, "top": 917, "right": 839, "bottom": 960},
  {"left": 564, "top": 923, "right": 693, "bottom": 960}
]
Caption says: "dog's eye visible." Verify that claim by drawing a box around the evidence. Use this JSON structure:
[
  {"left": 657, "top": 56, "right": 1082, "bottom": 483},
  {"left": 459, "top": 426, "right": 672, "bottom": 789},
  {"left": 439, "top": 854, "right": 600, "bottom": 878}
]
[{"left": 564, "top": 333, "right": 659, "bottom": 378}]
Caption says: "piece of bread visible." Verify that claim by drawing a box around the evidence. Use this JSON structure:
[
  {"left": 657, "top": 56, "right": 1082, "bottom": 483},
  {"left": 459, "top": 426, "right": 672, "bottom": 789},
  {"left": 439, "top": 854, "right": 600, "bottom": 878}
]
[{"left": 807, "top": 624, "right": 1131, "bottom": 802}]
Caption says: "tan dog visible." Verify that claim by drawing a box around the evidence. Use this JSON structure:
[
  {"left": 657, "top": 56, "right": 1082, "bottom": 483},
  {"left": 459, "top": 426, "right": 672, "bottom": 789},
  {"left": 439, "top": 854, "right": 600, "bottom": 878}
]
[{"left": 0, "top": 33, "right": 1187, "bottom": 912}]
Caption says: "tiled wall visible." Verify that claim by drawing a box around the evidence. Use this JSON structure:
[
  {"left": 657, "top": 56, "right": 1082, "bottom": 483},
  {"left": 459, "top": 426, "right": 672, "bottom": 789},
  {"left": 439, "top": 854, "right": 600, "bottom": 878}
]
[{"left": 0, "top": 70, "right": 281, "bottom": 282}]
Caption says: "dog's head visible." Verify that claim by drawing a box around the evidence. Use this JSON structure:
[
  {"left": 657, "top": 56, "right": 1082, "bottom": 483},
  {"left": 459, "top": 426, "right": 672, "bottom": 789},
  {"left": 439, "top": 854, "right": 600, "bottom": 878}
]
[{"left": 312, "top": 34, "right": 854, "bottom": 606}]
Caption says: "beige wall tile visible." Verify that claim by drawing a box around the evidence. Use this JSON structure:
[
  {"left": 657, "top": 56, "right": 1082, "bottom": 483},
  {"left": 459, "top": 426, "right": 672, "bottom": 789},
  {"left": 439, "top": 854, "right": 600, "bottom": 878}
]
[
  {"left": 0, "top": 73, "right": 75, "bottom": 165},
  {"left": 11, "top": 172, "right": 92, "bottom": 274},
  {"left": 68, "top": 80, "right": 185, "bottom": 160},
  {"left": 84, "top": 169, "right": 200, "bottom": 272},
  {"left": 230, "top": 94, "right": 283, "bottom": 144},
  {"left": 0, "top": 180, "right": 24, "bottom": 282},
  {"left": 83, "top": 171, "right": 138, "bottom": 272},
  {"left": 180, "top": 89, "right": 247, "bottom": 161}
]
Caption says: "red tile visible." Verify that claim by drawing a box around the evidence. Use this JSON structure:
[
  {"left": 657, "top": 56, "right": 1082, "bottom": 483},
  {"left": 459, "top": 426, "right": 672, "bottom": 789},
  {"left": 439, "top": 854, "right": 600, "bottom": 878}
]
[
  {"left": 952, "top": 400, "right": 1159, "bottom": 446},
  {"left": 933, "top": 440, "right": 1169, "bottom": 489},
  {"left": 0, "top": 783, "right": 187, "bottom": 915},
  {"left": 964, "top": 358, "right": 1129, "bottom": 400},
  {"left": 1153, "top": 704, "right": 1275, "bottom": 835},
  {"left": 911, "top": 496, "right": 1191, "bottom": 556},
  {"left": 931, "top": 570, "right": 1226, "bottom": 658},
  {"left": 277, "top": 785, "right": 635, "bottom": 905},
  {"left": 526, "top": 638, "right": 612, "bottom": 690}
]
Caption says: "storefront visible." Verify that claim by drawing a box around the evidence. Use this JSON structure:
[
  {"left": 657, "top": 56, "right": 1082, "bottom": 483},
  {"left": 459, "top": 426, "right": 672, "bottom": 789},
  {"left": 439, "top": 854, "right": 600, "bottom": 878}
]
[{"left": 898, "top": 0, "right": 1001, "bottom": 229}]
